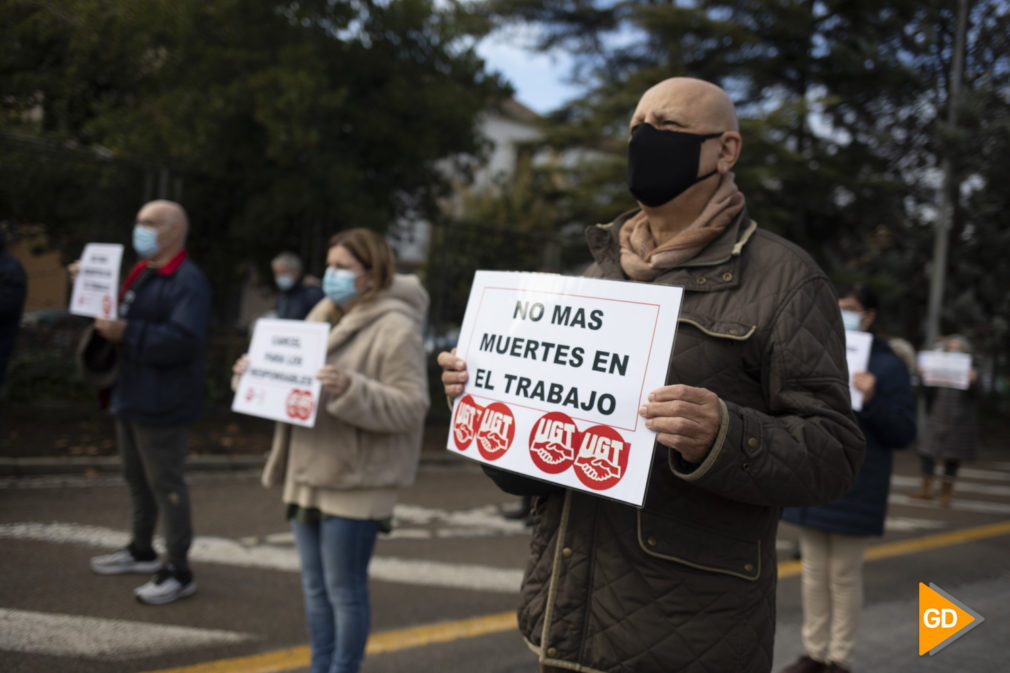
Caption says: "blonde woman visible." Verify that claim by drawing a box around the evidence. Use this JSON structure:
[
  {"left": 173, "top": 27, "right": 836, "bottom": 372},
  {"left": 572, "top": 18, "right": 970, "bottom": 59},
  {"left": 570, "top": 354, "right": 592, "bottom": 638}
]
[{"left": 234, "top": 228, "right": 429, "bottom": 673}]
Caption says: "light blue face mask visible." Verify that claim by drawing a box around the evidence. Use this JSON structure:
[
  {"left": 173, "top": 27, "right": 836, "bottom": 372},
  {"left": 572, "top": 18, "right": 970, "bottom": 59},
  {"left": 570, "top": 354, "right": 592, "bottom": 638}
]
[
  {"left": 275, "top": 275, "right": 296, "bottom": 292},
  {"left": 132, "top": 224, "right": 160, "bottom": 259},
  {"left": 840, "top": 309, "right": 863, "bottom": 332},
  {"left": 323, "top": 267, "right": 359, "bottom": 306}
]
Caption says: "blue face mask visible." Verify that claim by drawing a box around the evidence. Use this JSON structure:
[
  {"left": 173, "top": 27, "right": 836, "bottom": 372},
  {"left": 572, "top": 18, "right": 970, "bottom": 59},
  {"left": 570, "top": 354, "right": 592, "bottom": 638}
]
[
  {"left": 840, "top": 309, "right": 863, "bottom": 332},
  {"left": 323, "top": 267, "right": 359, "bottom": 306},
  {"left": 275, "top": 275, "right": 296, "bottom": 292},
  {"left": 132, "top": 224, "right": 160, "bottom": 259}
]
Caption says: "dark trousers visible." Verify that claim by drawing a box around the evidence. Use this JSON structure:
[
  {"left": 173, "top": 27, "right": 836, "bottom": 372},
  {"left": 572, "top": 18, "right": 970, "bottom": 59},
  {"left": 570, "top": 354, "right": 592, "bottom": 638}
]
[
  {"left": 920, "top": 454, "right": 960, "bottom": 478},
  {"left": 115, "top": 418, "right": 193, "bottom": 572}
]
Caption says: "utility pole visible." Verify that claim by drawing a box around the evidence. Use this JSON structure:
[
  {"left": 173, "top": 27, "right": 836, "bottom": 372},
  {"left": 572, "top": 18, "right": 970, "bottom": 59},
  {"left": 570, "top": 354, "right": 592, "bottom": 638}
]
[{"left": 924, "top": 0, "right": 969, "bottom": 349}]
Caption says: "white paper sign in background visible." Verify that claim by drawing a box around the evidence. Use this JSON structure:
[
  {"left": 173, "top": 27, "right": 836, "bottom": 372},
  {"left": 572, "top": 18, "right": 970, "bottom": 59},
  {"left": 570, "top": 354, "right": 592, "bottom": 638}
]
[
  {"left": 918, "top": 351, "right": 972, "bottom": 390},
  {"left": 69, "top": 243, "right": 124, "bottom": 319},
  {"left": 844, "top": 330, "right": 873, "bottom": 411},
  {"left": 231, "top": 319, "right": 331, "bottom": 428},
  {"left": 446, "top": 271, "right": 684, "bottom": 507}
]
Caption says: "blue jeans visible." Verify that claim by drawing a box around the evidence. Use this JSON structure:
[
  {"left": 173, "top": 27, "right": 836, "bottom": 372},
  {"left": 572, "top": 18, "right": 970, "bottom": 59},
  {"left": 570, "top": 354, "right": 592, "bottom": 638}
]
[{"left": 292, "top": 516, "right": 380, "bottom": 673}]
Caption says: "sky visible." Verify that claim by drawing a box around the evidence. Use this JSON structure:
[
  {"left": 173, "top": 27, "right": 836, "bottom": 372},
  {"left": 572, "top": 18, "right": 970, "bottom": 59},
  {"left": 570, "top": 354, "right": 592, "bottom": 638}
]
[{"left": 476, "top": 33, "right": 583, "bottom": 116}]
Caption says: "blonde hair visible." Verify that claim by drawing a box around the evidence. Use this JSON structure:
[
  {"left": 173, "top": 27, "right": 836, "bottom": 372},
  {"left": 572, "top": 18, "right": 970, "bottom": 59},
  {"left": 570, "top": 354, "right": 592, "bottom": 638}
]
[{"left": 328, "top": 228, "right": 394, "bottom": 305}]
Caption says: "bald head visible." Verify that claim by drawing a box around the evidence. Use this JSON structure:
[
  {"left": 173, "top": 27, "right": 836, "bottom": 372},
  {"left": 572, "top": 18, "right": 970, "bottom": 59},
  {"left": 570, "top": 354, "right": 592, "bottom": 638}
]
[
  {"left": 631, "top": 77, "right": 739, "bottom": 135},
  {"left": 138, "top": 200, "right": 188, "bottom": 236},
  {"left": 135, "top": 199, "right": 188, "bottom": 264}
]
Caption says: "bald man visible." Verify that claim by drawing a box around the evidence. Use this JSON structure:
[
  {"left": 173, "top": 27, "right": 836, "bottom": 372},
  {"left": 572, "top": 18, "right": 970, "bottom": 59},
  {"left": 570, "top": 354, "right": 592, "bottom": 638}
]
[
  {"left": 438, "top": 78, "right": 864, "bottom": 673},
  {"left": 85, "top": 200, "right": 212, "bottom": 606}
]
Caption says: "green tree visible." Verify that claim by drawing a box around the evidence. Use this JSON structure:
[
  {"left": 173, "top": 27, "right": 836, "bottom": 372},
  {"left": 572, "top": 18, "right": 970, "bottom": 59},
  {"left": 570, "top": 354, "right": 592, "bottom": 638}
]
[
  {"left": 481, "top": 0, "right": 1010, "bottom": 357},
  {"left": 0, "top": 0, "right": 510, "bottom": 316},
  {"left": 426, "top": 136, "right": 577, "bottom": 330}
]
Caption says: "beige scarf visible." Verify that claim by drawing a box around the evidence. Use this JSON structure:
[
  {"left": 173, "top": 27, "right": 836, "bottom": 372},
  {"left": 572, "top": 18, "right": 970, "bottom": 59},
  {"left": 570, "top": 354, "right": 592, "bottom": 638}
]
[{"left": 620, "top": 173, "right": 745, "bottom": 281}]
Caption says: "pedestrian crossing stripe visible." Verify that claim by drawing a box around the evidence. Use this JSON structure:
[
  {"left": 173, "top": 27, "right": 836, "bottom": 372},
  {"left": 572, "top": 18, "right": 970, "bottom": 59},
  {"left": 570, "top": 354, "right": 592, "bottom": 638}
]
[
  {"left": 0, "top": 521, "right": 523, "bottom": 593},
  {"left": 0, "top": 609, "right": 253, "bottom": 659}
]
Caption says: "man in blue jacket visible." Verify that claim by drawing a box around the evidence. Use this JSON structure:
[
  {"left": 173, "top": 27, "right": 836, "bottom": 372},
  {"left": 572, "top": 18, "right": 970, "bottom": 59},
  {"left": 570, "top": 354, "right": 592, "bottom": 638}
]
[{"left": 87, "top": 199, "right": 212, "bottom": 605}]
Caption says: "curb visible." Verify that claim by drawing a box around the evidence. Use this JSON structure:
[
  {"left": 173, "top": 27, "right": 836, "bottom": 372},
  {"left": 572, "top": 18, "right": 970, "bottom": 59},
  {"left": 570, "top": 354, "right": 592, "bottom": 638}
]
[
  {"left": 0, "top": 455, "right": 264, "bottom": 477},
  {"left": 0, "top": 449, "right": 467, "bottom": 477}
]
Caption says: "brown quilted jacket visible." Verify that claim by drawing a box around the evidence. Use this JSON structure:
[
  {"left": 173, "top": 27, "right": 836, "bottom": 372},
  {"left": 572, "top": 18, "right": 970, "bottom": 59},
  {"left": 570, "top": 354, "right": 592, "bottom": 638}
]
[{"left": 517, "top": 209, "right": 865, "bottom": 673}]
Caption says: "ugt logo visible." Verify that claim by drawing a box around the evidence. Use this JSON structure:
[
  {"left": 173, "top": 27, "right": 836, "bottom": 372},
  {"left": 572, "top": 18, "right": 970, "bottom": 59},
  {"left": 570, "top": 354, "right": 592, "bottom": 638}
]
[
  {"left": 451, "top": 395, "right": 484, "bottom": 451},
  {"left": 529, "top": 411, "right": 579, "bottom": 475},
  {"left": 572, "top": 424, "right": 629, "bottom": 491},
  {"left": 285, "top": 388, "right": 315, "bottom": 422},
  {"left": 918, "top": 582, "right": 984, "bottom": 656},
  {"left": 475, "top": 402, "right": 516, "bottom": 461}
]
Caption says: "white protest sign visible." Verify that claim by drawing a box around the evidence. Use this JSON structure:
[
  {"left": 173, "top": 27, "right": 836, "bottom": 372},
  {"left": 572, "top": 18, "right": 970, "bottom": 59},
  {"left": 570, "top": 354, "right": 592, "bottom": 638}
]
[
  {"left": 446, "top": 271, "right": 683, "bottom": 507},
  {"left": 231, "top": 319, "right": 331, "bottom": 427},
  {"left": 69, "top": 243, "right": 124, "bottom": 319},
  {"left": 844, "top": 330, "right": 873, "bottom": 411},
  {"left": 918, "top": 351, "right": 972, "bottom": 390}
]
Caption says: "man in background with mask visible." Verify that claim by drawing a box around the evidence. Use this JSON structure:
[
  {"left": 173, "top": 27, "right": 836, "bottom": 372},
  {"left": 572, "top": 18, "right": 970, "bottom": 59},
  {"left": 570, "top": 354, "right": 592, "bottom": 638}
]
[
  {"left": 438, "top": 77, "right": 864, "bottom": 673},
  {"left": 272, "top": 251, "right": 323, "bottom": 320},
  {"left": 75, "top": 199, "right": 211, "bottom": 605}
]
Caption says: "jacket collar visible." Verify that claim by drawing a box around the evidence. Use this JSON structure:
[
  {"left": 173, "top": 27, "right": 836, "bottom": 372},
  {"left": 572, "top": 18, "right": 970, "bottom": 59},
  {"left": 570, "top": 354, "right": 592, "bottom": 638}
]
[
  {"left": 119, "top": 250, "right": 188, "bottom": 298},
  {"left": 155, "top": 249, "right": 188, "bottom": 275}
]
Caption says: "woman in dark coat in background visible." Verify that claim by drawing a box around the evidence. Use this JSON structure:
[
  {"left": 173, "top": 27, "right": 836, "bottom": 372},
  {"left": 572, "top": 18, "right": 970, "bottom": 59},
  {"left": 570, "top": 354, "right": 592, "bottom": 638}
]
[
  {"left": 908, "top": 334, "right": 979, "bottom": 507},
  {"left": 780, "top": 283, "right": 916, "bottom": 673}
]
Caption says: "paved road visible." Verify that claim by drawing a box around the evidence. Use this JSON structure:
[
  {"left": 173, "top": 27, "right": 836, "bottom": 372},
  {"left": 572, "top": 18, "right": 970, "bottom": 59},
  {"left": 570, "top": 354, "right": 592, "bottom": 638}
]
[{"left": 2, "top": 447, "right": 1008, "bottom": 673}]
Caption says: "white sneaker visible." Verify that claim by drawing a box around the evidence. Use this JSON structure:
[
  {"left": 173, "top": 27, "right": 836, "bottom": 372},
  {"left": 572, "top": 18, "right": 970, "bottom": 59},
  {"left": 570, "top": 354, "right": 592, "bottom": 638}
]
[
  {"left": 90, "top": 549, "right": 162, "bottom": 575},
  {"left": 134, "top": 568, "right": 197, "bottom": 605}
]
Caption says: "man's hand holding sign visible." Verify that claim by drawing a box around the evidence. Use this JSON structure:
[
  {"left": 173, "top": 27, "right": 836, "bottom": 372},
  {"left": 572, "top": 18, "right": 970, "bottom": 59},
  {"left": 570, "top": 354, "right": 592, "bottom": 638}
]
[{"left": 638, "top": 384, "right": 721, "bottom": 465}]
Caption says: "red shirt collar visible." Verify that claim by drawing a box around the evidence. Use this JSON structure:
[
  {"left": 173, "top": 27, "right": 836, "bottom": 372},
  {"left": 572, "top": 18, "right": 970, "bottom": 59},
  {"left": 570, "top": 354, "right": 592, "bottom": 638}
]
[
  {"left": 156, "top": 249, "right": 188, "bottom": 276},
  {"left": 119, "top": 250, "right": 188, "bottom": 298}
]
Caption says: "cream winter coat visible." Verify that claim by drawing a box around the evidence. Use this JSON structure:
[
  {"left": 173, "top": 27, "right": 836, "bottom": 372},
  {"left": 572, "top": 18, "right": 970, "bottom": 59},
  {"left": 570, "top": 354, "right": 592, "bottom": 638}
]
[{"left": 262, "top": 274, "right": 430, "bottom": 502}]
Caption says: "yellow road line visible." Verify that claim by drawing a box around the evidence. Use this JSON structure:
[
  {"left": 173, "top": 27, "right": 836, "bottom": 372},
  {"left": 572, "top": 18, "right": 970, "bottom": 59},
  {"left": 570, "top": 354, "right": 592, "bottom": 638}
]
[
  {"left": 862, "top": 519, "right": 1010, "bottom": 561},
  {"left": 144, "top": 520, "right": 1010, "bottom": 673},
  {"left": 140, "top": 612, "right": 517, "bottom": 673},
  {"left": 778, "top": 518, "right": 1010, "bottom": 579},
  {"left": 140, "top": 647, "right": 309, "bottom": 673},
  {"left": 367, "top": 611, "right": 516, "bottom": 654}
]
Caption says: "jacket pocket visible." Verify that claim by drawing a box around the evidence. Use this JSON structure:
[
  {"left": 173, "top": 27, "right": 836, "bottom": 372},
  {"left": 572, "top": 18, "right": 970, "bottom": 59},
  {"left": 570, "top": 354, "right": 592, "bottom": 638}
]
[
  {"left": 637, "top": 509, "right": 761, "bottom": 581},
  {"left": 678, "top": 313, "right": 756, "bottom": 341}
]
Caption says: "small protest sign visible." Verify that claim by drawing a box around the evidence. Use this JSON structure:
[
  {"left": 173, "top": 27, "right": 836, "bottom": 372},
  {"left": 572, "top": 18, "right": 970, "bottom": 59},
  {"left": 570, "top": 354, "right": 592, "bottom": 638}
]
[
  {"left": 69, "top": 243, "right": 124, "bottom": 319},
  {"left": 918, "top": 351, "right": 972, "bottom": 390},
  {"left": 844, "top": 330, "right": 873, "bottom": 411},
  {"left": 231, "top": 319, "right": 330, "bottom": 427},
  {"left": 446, "top": 271, "right": 683, "bottom": 507}
]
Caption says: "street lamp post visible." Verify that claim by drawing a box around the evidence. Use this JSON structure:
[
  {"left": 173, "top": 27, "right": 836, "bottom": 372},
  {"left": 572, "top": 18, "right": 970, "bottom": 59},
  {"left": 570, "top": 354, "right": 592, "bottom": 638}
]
[{"left": 924, "top": 0, "right": 969, "bottom": 349}]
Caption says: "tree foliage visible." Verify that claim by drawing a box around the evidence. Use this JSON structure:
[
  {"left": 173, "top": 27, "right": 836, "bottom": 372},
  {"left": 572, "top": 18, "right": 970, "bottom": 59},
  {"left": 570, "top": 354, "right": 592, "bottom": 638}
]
[
  {"left": 479, "top": 0, "right": 1010, "bottom": 366},
  {"left": 0, "top": 0, "right": 510, "bottom": 318}
]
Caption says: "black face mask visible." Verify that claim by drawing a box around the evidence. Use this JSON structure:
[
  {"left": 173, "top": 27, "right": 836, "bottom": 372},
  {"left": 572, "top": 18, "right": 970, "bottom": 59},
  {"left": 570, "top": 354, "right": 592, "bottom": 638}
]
[{"left": 627, "top": 123, "right": 722, "bottom": 207}]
